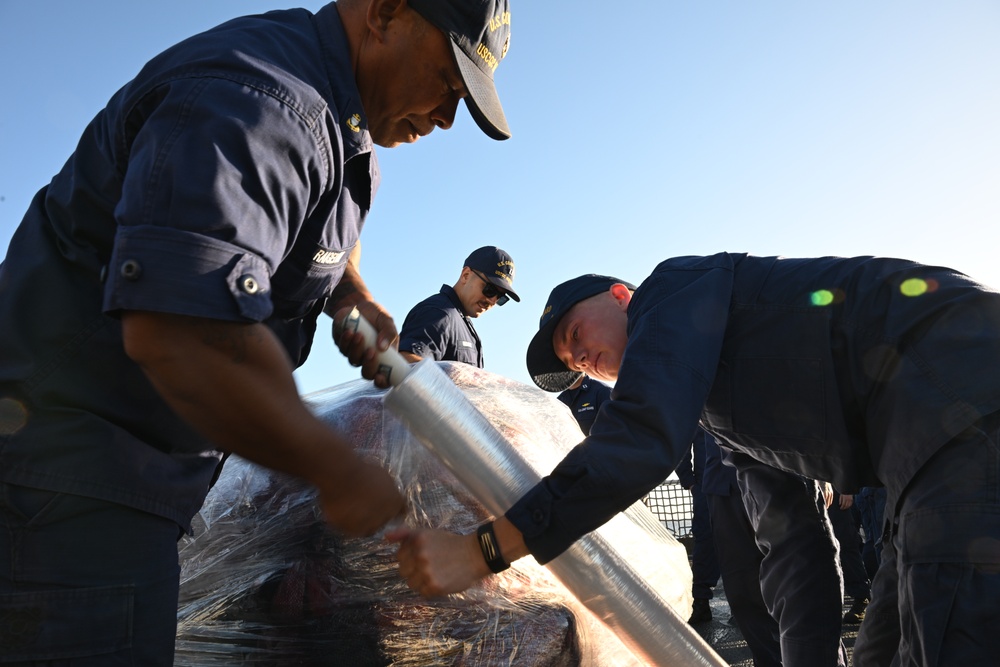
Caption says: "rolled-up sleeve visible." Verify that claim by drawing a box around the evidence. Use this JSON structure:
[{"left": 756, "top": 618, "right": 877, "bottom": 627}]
[
  {"left": 398, "top": 306, "right": 450, "bottom": 360},
  {"left": 103, "top": 76, "right": 329, "bottom": 321},
  {"left": 103, "top": 225, "right": 273, "bottom": 321}
]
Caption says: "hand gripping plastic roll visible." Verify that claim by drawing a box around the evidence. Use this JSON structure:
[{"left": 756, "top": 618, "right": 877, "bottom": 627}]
[
  {"left": 383, "top": 358, "right": 727, "bottom": 667},
  {"left": 336, "top": 307, "right": 412, "bottom": 387}
]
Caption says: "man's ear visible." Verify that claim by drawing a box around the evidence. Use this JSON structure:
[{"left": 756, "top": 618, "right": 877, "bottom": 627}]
[
  {"left": 610, "top": 283, "right": 632, "bottom": 311},
  {"left": 366, "top": 0, "right": 407, "bottom": 40}
]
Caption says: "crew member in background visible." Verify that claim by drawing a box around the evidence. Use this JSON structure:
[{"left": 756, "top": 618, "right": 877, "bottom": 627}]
[
  {"left": 854, "top": 485, "right": 888, "bottom": 579},
  {"left": 398, "top": 246, "right": 519, "bottom": 367},
  {"left": 557, "top": 374, "right": 611, "bottom": 435},
  {"left": 828, "top": 490, "right": 872, "bottom": 624},
  {"left": 674, "top": 429, "right": 722, "bottom": 626}
]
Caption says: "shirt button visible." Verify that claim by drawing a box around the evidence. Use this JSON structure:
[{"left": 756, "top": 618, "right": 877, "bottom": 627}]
[
  {"left": 532, "top": 509, "right": 545, "bottom": 523},
  {"left": 120, "top": 260, "right": 142, "bottom": 280},
  {"left": 239, "top": 275, "right": 259, "bottom": 295}
]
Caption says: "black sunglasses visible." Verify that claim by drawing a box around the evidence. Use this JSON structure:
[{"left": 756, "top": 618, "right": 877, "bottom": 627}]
[{"left": 472, "top": 270, "right": 510, "bottom": 306}]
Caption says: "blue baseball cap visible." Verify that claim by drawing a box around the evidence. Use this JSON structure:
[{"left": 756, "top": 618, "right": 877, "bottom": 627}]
[
  {"left": 410, "top": 0, "right": 512, "bottom": 140},
  {"left": 464, "top": 245, "right": 520, "bottom": 302},
  {"left": 526, "top": 274, "right": 636, "bottom": 392}
]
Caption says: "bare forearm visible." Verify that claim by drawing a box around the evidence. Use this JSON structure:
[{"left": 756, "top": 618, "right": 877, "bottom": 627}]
[
  {"left": 324, "top": 250, "right": 373, "bottom": 317},
  {"left": 122, "top": 311, "right": 352, "bottom": 484},
  {"left": 122, "top": 310, "right": 404, "bottom": 535}
]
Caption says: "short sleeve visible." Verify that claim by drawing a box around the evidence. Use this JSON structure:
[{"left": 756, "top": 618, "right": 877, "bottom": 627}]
[
  {"left": 105, "top": 77, "right": 329, "bottom": 319},
  {"left": 398, "top": 305, "right": 451, "bottom": 361}
]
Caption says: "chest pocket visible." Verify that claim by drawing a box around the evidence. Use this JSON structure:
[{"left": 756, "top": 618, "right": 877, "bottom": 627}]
[
  {"left": 270, "top": 152, "right": 372, "bottom": 320},
  {"left": 450, "top": 338, "right": 481, "bottom": 366}
]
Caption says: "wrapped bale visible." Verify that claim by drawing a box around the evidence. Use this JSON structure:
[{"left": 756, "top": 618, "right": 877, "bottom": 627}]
[{"left": 175, "top": 363, "right": 692, "bottom": 666}]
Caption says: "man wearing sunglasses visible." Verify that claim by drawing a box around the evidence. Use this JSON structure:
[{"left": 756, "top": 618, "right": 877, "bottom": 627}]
[{"left": 398, "top": 246, "right": 519, "bottom": 367}]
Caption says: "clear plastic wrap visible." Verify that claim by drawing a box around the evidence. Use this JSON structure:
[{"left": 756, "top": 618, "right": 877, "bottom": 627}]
[{"left": 175, "top": 362, "right": 695, "bottom": 666}]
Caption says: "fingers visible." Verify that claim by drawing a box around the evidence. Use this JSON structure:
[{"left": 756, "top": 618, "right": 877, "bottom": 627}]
[
  {"left": 337, "top": 327, "right": 375, "bottom": 365},
  {"left": 352, "top": 303, "right": 398, "bottom": 352},
  {"left": 393, "top": 531, "right": 450, "bottom": 598},
  {"left": 332, "top": 305, "right": 398, "bottom": 387},
  {"left": 336, "top": 328, "right": 389, "bottom": 385},
  {"left": 370, "top": 310, "right": 398, "bottom": 352},
  {"left": 384, "top": 526, "right": 412, "bottom": 543},
  {"left": 392, "top": 532, "right": 422, "bottom": 589}
]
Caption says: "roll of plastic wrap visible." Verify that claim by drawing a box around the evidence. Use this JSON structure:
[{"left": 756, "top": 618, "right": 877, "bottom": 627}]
[
  {"left": 335, "top": 307, "right": 411, "bottom": 386},
  {"left": 385, "top": 359, "right": 726, "bottom": 667}
]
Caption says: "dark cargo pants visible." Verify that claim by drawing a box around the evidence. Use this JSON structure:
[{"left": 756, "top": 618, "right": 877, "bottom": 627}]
[
  {"left": 733, "top": 452, "right": 848, "bottom": 667},
  {"left": 0, "top": 484, "right": 180, "bottom": 665},
  {"left": 854, "top": 411, "right": 1000, "bottom": 666}
]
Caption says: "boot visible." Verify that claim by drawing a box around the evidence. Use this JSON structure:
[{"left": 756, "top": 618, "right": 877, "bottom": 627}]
[{"left": 688, "top": 597, "right": 713, "bottom": 624}]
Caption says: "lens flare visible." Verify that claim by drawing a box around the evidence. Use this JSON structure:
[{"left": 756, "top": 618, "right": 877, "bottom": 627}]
[
  {"left": 901, "top": 278, "right": 927, "bottom": 297},
  {"left": 811, "top": 290, "right": 834, "bottom": 306},
  {"left": 0, "top": 397, "right": 29, "bottom": 436},
  {"left": 810, "top": 288, "right": 845, "bottom": 307},
  {"left": 900, "top": 277, "right": 939, "bottom": 297}
]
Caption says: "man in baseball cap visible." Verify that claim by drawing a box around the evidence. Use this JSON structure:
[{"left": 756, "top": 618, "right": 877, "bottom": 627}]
[
  {"left": 398, "top": 246, "right": 520, "bottom": 367},
  {"left": 0, "top": 0, "right": 519, "bottom": 659},
  {"left": 410, "top": 0, "right": 512, "bottom": 140},
  {"left": 394, "top": 253, "right": 1000, "bottom": 666},
  {"left": 463, "top": 245, "right": 520, "bottom": 302},
  {"left": 526, "top": 274, "right": 636, "bottom": 392}
]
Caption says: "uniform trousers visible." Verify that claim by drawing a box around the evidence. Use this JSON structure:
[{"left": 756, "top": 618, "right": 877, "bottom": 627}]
[
  {"left": 733, "top": 453, "right": 848, "bottom": 667},
  {"left": 855, "top": 486, "right": 888, "bottom": 580},
  {"left": 829, "top": 493, "right": 871, "bottom": 601},
  {"left": 690, "top": 482, "right": 721, "bottom": 600},
  {"left": 707, "top": 489, "right": 781, "bottom": 667},
  {"left": 0, "top": 484, "right": 180, "bottom": 665},
  {"left": 854, "top": 410, "right": 1000, "bottom": 666}
]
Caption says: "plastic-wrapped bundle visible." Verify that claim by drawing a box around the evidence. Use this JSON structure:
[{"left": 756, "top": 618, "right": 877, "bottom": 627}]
[{"left": 175, "top": 363, "right": 693, "bottom": 666}]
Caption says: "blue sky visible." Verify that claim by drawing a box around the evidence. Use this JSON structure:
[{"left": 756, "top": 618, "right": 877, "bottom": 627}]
[{"left": 2, "top": 1, "right": 998, "bottom": 397}]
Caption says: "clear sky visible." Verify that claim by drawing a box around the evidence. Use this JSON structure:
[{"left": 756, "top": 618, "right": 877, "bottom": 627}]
[{"left": 2, "top": 1, "right": 998, "bottom": 397}]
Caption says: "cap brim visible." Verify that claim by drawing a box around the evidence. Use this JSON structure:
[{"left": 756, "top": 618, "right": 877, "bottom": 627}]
[
  {"left": 450, "top": 41, "right": 510, "bottom": 141},
  {"left": 525, "top": 318, "right": 582, "bottom": 392}
]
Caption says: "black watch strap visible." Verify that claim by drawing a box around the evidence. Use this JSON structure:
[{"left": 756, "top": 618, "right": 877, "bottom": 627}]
[{"left": 476, "top": 520, "right": 510, "bottom": 574}]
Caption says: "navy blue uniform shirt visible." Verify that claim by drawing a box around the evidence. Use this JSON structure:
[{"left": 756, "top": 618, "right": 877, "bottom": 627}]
[
  {"left": 557, "top": 376, "right": 612, "bottom": 435},
  {"left": 0, "top": 5, "right": 378, "bottom": 531},
  {"left": 398, "top": 285, "right": 484, "bottom": 367},
  {"left": 508, "top": 252, "right": 1000, "bottom": 563}
]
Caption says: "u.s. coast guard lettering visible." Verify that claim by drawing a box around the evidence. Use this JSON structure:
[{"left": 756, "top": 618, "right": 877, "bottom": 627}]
[{"left": 479, "top": 11, "right": 511, "bottom": 71}]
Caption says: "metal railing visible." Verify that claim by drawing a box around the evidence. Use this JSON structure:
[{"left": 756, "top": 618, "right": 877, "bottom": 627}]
[{"left": 642, "top": 479, "right": 694, "bottom": 540}]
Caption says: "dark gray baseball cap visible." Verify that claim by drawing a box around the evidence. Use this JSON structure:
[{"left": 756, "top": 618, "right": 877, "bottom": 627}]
[{"left": 410, "top": 0, "right": 512, "bottom": 140}]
